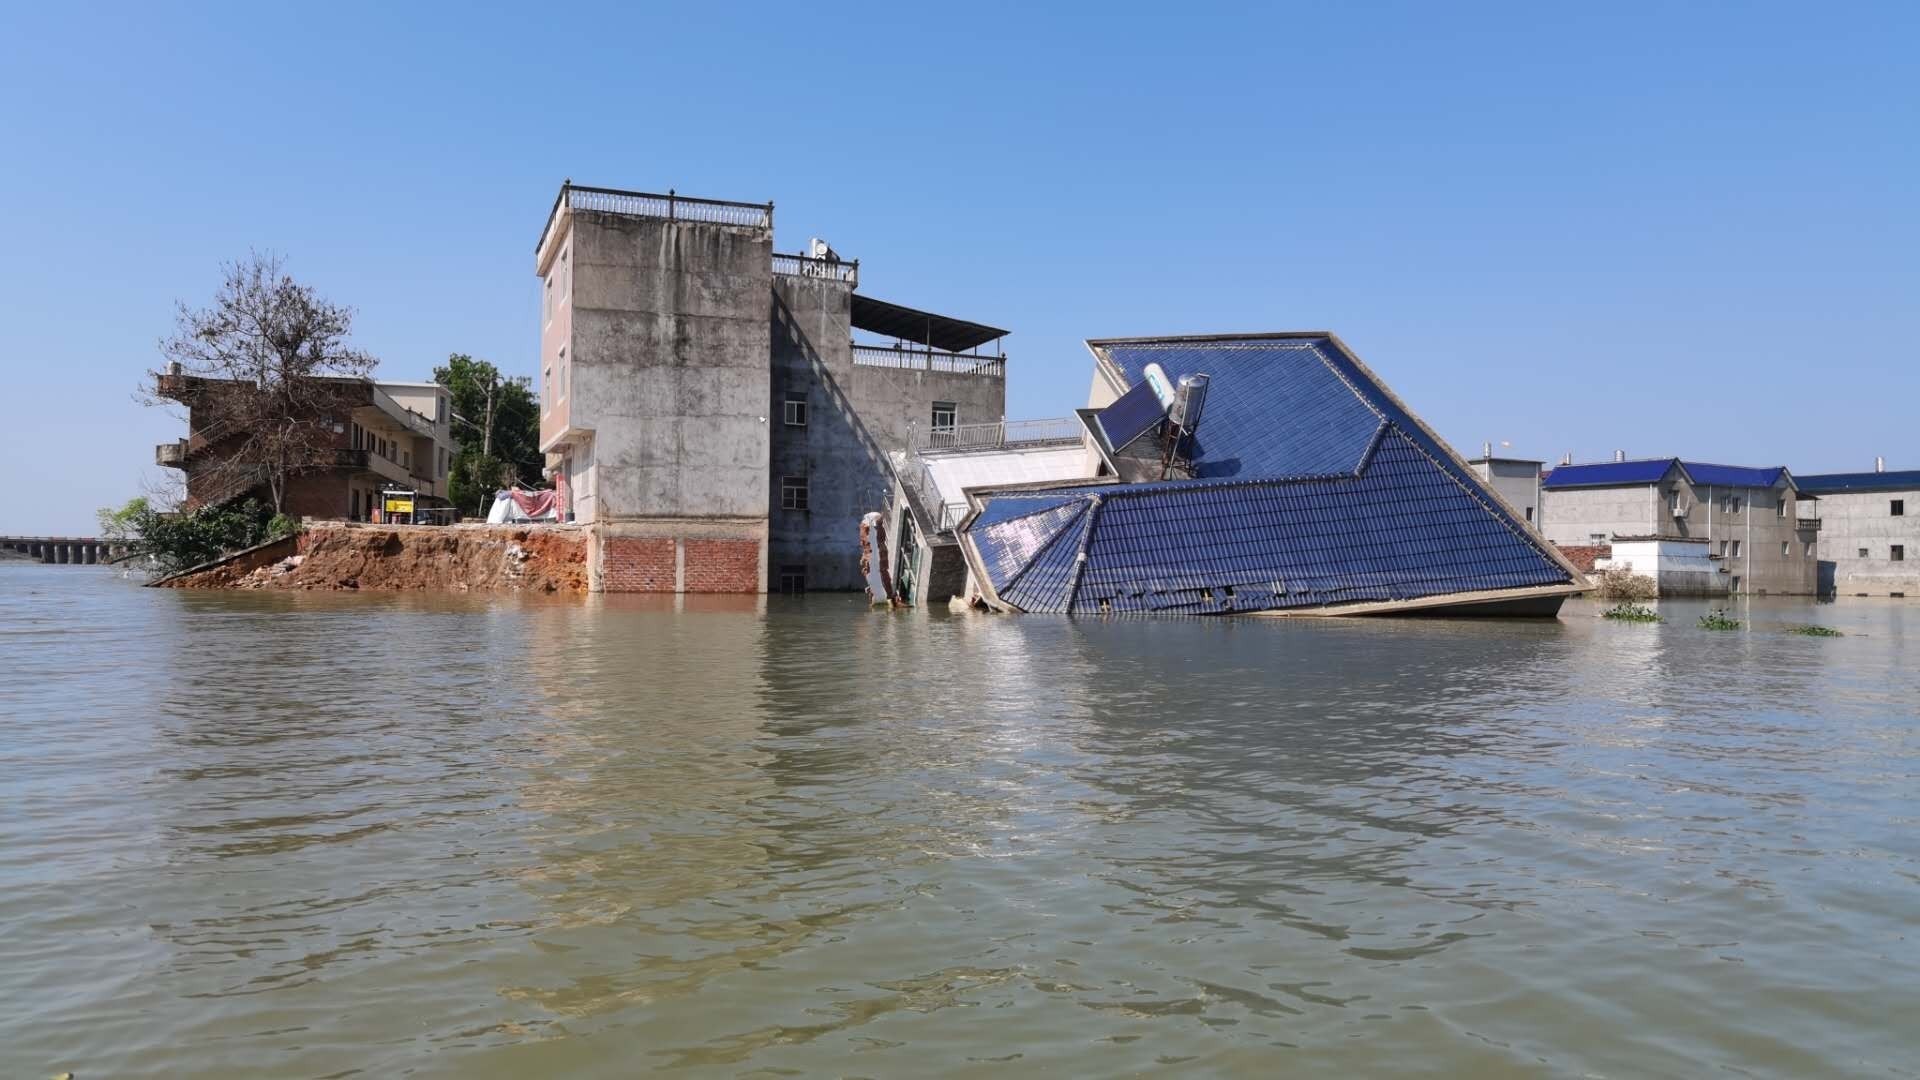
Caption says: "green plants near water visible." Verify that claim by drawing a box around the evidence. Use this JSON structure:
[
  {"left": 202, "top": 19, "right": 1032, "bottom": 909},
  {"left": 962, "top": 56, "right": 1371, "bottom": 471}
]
[
  {"left": 1787, "top": 624, "right": 1843, "bottom": 637},
  {"left": 1602, "top": 603, "right": 1662, "bottom": 623},
  {"left": 1698, "top": 609, "right": 1742, "bottom": 630}
]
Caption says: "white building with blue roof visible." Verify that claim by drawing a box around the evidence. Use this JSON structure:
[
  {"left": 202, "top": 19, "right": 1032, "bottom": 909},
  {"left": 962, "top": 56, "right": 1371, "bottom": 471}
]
[
  {"left": 1797, "top": 465, "right": 1920, "bottom": 597},
  {"left": 1539, "top": 456, "right": 1819, "bottom": 595}
]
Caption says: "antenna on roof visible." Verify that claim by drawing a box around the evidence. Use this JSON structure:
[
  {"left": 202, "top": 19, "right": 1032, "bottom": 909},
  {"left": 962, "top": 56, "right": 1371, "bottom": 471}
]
[{"left": 1614, "top": 449, "right": 1627, "bottom": 462}]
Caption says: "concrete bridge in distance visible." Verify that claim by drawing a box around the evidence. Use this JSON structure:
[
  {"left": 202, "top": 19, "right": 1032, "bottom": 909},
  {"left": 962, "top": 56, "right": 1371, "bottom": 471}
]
[{"left": 1, "top": 536, "right": 131, "bottom": 565}]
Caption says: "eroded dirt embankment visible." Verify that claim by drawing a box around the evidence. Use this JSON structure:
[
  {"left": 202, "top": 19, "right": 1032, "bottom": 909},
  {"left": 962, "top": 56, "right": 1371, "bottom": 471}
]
[{"left": 156, "top": 522, "right": 588, "bottom": 593}]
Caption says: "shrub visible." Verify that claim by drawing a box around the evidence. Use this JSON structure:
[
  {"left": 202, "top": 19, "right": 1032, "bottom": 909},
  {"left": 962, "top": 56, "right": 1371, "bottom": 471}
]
[
  {"left": 1593, "top": 567, "right": 1658, "bottom": 601},
  {"left": 1698, "top": 609, "right": 1742, "bottom": 630},
  {"left": 1602, "top": 603, "right": 1662, "bottom": 623},
  {"left": 100, "top": 497, "right": 295, "bottom": 576},
  {"left": 1788, "top": 624, "right": 1843, "bottom": 637}
]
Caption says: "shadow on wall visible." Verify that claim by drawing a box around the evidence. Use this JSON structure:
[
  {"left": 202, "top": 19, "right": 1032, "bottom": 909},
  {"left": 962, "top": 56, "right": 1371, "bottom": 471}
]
[{"left": 768, "top": 292, "right": 893, "bottom": 590}]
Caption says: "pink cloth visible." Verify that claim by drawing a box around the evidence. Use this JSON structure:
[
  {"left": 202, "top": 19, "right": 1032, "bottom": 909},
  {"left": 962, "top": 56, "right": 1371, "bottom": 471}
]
[{"left": 508, "top": 488, "right": 558, "bottom": 518}]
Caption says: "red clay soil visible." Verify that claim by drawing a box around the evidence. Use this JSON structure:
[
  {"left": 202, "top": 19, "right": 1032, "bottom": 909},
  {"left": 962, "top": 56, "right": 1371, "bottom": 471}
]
[{"left": 157, "top": 522, "right": 589, "bottom": 593}]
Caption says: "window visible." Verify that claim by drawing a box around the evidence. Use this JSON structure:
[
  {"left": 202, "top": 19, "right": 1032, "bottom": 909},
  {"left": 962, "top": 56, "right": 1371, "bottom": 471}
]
[
  {"left": 1806, "top": 542, "right": 1815, "bottom": 557},
  {"left": 1860, "top": 547, "right": 1870, "bottom": 558},
  {"left": 1776, "top": 498, "right": 1786, "bottom": 518},
  {"left": 543, "top": 366, "right": 552, "bottom": 414},
  {"left": 781, "top": 475, "right": 809, "bottom": 511},
  {"left": 559, "top": 347, "right": 569, "bottom": 401},
  {"left": 436, "top": 395, "right": 447, "bottom": 424},
  {"left": 1895, "top": 545, "right": 1906, "bottom": 562},
  {"left": 1732, "top": 497, "right": 1743, "bottom": 514},
  {"left": 1731, "top": 540, "right": 1742, "bottom": 558},
  {"left": 1719, "top": 539, "right": 1729, "bottom": 557},
  {"left": 1731, "top": 575, "right": 1742, "bottom": 592},
  {"left": 931, "top": 401, "right": 957, "bottom": 432},
  {"left": 544, "top": 275, "right": 554, "bottom": 323},
  {"left": 352, "top": 490, "right": 360, "bottom": 520},
  {"left": 1893, "top": 500, "right": 1906, "bottom": 517},
  {"left": 783, "top": 391, "right": 809, "bottom": 427},
  {"left": 778, "top": 564, "right": 806, "bottom": 594},
  {"left": 1782, "top": 541, "right": 1790, "bottom": 556},
  {"left": 559, "top": 245, "right": 570, "bottom": 302},
  {"left": 1524, "top": 506, "right": 1533, "bottom": 522}
]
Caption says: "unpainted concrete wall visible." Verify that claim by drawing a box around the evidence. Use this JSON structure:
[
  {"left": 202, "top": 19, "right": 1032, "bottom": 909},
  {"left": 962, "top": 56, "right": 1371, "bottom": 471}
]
[
  {"left": 1813, "top": 488, "right": 1920, "bottom": 596},
  {"left": 1540, "top": 485, "right": 1660, "bottom": 546},
  {"left": 767, "top": 275, "right": 871, "bottom": 590},
  {"left": 566, "top": 211, "right": 772, "bottom": 522}
]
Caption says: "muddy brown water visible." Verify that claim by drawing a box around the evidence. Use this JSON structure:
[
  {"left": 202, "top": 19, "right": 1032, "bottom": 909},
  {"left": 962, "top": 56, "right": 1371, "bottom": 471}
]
[{"left": 3, "top": 565, "right": 1916, "bottom": 1077}]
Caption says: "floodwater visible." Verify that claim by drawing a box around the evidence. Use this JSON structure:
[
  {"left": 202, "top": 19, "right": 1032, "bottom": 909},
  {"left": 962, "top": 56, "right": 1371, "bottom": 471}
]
[{"left": 3, "top": 565, "right": 1917, "bottom": 1078}]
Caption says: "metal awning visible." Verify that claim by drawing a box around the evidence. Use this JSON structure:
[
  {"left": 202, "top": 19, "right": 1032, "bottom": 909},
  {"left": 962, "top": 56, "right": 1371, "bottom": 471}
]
[{"left": 851, "top": 294, "right": 1008, "bottom": 353}]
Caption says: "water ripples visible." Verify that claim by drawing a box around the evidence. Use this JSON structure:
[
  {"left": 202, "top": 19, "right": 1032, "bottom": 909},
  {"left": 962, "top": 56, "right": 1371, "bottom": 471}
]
[{"left": 2, "top": 568, "right": 1917, "bottom": 1077}]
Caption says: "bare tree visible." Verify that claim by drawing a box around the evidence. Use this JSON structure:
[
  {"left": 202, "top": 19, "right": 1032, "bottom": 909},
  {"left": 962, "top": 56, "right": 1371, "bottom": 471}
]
[{"left": 149, "top": 253, "right": 377, "bottom": 514}]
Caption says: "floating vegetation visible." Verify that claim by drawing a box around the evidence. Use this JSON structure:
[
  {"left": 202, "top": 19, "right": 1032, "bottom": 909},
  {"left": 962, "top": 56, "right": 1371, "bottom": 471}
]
[
  {"left": 1698, "top": 609, "right": 1743, "bottom": 630},
  {"left": 1602, "top": 603, "right": 1663, "bottom": 623},
  {"left": 1788, "top": 624, "right": 1844, "bottom": 637}
]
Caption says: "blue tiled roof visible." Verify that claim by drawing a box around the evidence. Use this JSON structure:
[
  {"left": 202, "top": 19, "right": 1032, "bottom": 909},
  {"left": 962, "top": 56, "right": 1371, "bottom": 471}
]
[
  {"left": 1100, "top": 340, "right": 1385, "bottom": 479},
  {"left": 962, "top": 335, "right": 1577, "bottom": 615},
  {"left": 1541, "top": 459, "right": 1678, "bottom": 488},
  {"left": 1797, "top": 470, "right": 1920, "bottom": 494},
  {"left": 1541, "top": 459, "right": 1789, "bottom": 490},
  {"left": 1684, "top": 462, "right": 1787, "bottom": 489}
]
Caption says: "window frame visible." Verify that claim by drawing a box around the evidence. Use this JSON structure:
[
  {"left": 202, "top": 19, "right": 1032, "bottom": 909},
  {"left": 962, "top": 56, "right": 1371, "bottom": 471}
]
[
  {"left": 1893, "top": 499, "right": 1906, "bottom": 517},
  {"left": 780, "top": 475, "right": 810, "bottom": 511},
  {"left": 930, "top": 401, "right": 958, "bottom": 432},
  {"left": 783, "top": 391, "right": 809, "bottom": 427},
  {"left": 1894, "top": 544, "right": 1906, "bottom": 563}
]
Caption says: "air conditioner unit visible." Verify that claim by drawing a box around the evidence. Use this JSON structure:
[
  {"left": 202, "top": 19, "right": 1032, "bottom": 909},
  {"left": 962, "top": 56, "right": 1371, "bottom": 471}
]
[{"left": 1672, "top": 501, "right": 1690, "bottom": 518}]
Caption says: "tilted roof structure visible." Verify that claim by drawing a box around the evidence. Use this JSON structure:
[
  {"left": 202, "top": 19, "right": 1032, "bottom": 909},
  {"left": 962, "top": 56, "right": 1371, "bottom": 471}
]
[{"left": 955, "top": 333, "right": 1587, "bottom": 616}]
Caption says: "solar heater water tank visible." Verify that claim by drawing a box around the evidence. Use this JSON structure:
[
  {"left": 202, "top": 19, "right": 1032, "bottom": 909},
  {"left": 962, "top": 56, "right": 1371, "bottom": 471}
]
[
  {"left": 1170, "top": 373, "right": 1211, "bottom": 433},
  {"left": 1142, "top": 363, "right": 1178, "bottom": 411}
]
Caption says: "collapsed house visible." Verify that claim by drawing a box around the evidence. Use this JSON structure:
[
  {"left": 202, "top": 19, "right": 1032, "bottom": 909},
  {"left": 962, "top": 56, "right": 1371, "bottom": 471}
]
[{"left": 937, "top": 333, "right": 1588, "bottom": 616}]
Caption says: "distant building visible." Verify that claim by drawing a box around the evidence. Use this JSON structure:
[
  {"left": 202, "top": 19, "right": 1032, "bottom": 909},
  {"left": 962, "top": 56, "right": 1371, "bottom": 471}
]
[
  {"left": 1538, "top": 457, "right": 1818, "bottom": 595},
  {"left": 1797, "top": 465, "right": 1920, "bottom": 597},
  {"left": 154, "top": 370, "right": 455, "bottom": 521},
  {"left": 534, "top": 182, "right": 1009, "bottom": 593},
  {"left": 942, "top": 333, "right": 1586, "bottom": 617},
  {"left": 1466, "top": 449, "right": 1544, "bottom": 527}
]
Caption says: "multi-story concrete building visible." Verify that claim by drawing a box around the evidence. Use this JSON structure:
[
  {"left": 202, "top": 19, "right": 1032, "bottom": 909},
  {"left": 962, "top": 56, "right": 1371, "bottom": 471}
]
[
  {"left": 1797, "top": 465, "right": 1920, "bottom": 597},
  {"left": 1539, "top": 456, "right": 1818, "bottom": 595},
  {"left": 155, "top": 369, "right": 455, "bottom": 520},
  {"left": 1466, "top": 449, "right": 1544, "bottom": 528},
  {"left": 535, "top": 182, "right": 1009, "bottom": 593}
]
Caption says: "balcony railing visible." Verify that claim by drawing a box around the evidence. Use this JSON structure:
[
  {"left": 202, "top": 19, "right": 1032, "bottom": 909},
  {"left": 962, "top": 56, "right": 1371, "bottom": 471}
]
[
  {"left": 852, "top": 345, "right": 1005, "bottom": 379},
  {"left": 910, "top": 417, "right": 1083, "bottom": 453},
  {"left": 541, "top": 184, "right": 774, "bottom": 252},
  {"left": 1796, "top": 515, "right": 1823, "bottom": 531},
  {"left": 773, "top": 253, "right": 858, "bottom": 286}
]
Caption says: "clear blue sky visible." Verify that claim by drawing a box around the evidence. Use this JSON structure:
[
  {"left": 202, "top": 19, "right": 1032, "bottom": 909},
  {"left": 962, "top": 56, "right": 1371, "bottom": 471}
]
[{"left": 3, "top": 3, "right": 1915, "bottom": 535}]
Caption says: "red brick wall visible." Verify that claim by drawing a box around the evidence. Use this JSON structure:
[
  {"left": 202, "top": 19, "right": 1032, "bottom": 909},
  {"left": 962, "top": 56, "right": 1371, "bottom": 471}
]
[
  {"left": 1556, "top": 544, "right": 1611, "bottom": 573},
  {"left": 684, "top": 538, "right": 760, "bottom": 593},
  {"left": 603, "top": 537, "right": 676, "bottom": 592},
  {"left": 283, "top": 474, "right": 351, "bottom": 520}
]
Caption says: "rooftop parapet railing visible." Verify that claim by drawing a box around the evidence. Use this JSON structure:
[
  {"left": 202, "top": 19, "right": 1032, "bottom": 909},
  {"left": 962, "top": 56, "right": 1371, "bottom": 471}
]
[
  {"left": 772, "top": 253, "right": 858, "bottom": 286},
  {"left": 539, "top": 183, "right": 774, "bottom": 253},
  {"left": 910, "top": 417, "right": 1083, "bottom": 454},
  {"left": 852, "top": 344, "right": 1005, "bottom": 379}
]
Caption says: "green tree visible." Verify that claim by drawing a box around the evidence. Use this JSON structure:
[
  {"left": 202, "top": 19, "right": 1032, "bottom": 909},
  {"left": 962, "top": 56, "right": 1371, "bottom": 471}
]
[
  {"left": 433, "top": 354, "right": 542, "bottom": 513},
  {"left": 96, "top": 496, "right": 297, "bottom": 575}
]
